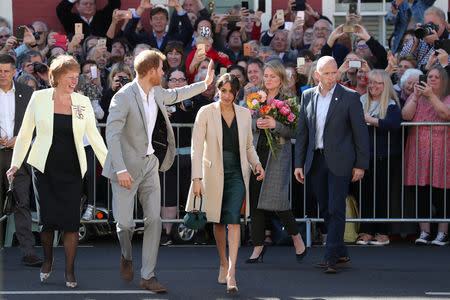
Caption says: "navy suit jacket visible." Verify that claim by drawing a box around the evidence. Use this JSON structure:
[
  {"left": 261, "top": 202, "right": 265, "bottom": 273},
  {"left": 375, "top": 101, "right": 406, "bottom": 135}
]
[{"left": 295, "top": 83, "right": 369, "bottom": 177}]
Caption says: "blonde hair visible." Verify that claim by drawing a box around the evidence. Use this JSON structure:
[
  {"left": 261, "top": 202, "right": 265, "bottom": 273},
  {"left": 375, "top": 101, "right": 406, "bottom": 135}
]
[
  {"left": 107, "top": 62, "right": 134, "bottom": 89},
  {"left": 48, "top": 55, "right": 80, "bottom": 87},
  {"left": 307, "top": 61, "right": 318, "bottom": 87},
  {"left": 196, "top": 35, "right": 213, "bottom": 46},
  {"left": 262, "top": 59, "right": 293, "bottom": 99},
  {"left": 134, "top": 49, "right": 166, "bottom": 77},
  {"left": 366, "top": 69, "right": 399, "bottom": 119}
]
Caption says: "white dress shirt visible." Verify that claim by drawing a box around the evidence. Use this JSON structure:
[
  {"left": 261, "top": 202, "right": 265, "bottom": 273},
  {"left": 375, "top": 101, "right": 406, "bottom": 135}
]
[
  {"left": 137, "top": 82, "right": 158, "bottom": 155},
  {"left": 0, "top": 82, "right": 15, "bottom": 146},
  {"left": 116, "top": 82, "right": 158, "bottom": 175},
  {"left": 315, "top": 84, "right": 336, "bottom": 149}
]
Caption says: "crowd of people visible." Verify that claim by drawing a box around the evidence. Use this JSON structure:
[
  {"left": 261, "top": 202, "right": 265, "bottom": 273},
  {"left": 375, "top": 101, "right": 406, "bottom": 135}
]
[{"left": 0, "top": 0, "right": 449, "bottom": 293}]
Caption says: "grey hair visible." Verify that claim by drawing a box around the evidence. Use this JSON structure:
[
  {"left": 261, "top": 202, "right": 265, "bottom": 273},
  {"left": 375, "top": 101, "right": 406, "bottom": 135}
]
[
  {"left": 313, "top": 19, "right": 333, "bottom": 32},
  {"left": 0, "top": 26, "right": 11, "bottom": 34},
  {"left": 133, "top": 43, "right": 151, "bottom": 56},
  {"left": 17, "top": 74, "right": 38, "bottom": 87},
  {"left": 32, "top": 21, "right": 48, "bottom": 32},
  {"left": 258, "top": 46, "right": 275, "bottom": 55},
  {"left": 0, "top": 17, "right": 11, "bottom": 29},
  {"left": 194, "top": 69, "right": 212, "bottom": 82},
  {"left": 400, "top": 68, "right": 423, "bottom": 90},
  {"left": 424, "top": 6, "right": 446, "bottom": 22}
]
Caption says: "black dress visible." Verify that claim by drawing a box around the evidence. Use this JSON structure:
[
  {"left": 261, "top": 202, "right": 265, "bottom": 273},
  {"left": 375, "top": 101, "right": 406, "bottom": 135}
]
[
  {"left": 32, "top": 114, "right": 82, "bottom": 232},
  {"left": 220, "top": 116, "right": 245, "bottom": 224}
]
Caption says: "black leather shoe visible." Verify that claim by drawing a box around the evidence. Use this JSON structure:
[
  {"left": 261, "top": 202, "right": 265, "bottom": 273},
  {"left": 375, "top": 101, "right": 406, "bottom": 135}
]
[
  {"left": 21, "top": 254, "right": 43, "bottom": 267},
  {"left": 295, "top": 248, "right": 307, "bottom": 263},
  {"left": 324, "top": 261, "right": 337, "bottom": 274},
  {"left": 245, "top": 246, "right": 267, "bottom": 264}
]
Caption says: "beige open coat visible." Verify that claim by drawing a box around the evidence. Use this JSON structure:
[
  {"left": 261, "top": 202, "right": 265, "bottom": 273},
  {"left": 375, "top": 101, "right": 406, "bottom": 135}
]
[{"left": 186, "top": 102, "right": 261, "bottom": 223}]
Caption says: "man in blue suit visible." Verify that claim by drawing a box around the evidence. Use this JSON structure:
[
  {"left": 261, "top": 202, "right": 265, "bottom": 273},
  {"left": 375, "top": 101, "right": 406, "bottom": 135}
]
[{"left": 294, "top": 56, "right": 369, "bottom": 274}]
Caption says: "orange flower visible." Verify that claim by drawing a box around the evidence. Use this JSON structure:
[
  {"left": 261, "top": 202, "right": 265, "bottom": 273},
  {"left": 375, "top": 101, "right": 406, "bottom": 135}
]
[{"left": 259, "top": 104, "right": 271, "bottom": 115}]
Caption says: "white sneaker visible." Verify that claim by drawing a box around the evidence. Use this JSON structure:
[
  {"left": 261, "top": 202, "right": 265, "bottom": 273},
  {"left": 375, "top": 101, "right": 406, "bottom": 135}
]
[
  {"left": 415, "top": 231, "right": 433, "bottom": 245},
  {"left": 431, "top": 232, "right": 449, "bottom": 246}
]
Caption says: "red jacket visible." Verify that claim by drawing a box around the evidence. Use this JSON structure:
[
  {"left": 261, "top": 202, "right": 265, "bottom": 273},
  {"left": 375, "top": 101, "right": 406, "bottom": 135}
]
[{"left": 186, "top": 46, "right": 232, "bottom": 83}]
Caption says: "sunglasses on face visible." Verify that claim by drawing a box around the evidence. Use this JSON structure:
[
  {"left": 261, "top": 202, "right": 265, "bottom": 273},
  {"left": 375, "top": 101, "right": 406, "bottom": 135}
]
[{"left": 0, "top": 34, "right": 10, "bottom": 39}]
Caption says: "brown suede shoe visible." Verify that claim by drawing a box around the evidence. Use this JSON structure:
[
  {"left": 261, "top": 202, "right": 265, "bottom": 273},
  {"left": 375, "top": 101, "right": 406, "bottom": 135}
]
[
  {"left": 21, "top": 254, "right": 43, "bottom": 267},
  {"left": 140, "top": 277, "right": 167, "bottom": 293},
  {"left": 120, "top": 255, "right": 133, "bottom": 283}
]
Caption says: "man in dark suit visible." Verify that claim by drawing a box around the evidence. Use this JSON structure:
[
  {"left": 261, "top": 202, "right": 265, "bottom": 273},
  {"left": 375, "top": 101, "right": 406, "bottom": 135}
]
[
  {"left": 56, "top": 0, "right": 121, "bottom": 37},
  {"left": 0, "top": 54, "right": 42, "bottom": 266},
  {"left": 124, "top": 0, "right": 193, "bottom": 51},
  {"left": 294, "top": 56, "right": 369, "bottom": 273}
]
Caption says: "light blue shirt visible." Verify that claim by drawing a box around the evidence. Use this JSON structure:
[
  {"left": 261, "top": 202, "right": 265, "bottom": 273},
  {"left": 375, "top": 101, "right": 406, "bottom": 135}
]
[{"left": 315, "top": 84, "right": 336, "bottom": 149}]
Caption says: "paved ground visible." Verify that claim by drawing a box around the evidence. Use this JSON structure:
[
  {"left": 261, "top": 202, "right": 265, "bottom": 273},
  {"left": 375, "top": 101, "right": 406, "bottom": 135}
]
[{"left": 1, "top": 238, "right": 450, "bottom": 300}]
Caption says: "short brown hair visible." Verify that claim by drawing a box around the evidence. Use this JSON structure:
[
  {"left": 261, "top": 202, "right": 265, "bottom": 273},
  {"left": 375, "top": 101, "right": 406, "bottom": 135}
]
[
  {"left": 134, "top": 49, "right": 166, "bottom": 77},
  {"left": 49, "top": 55, "right": 80, "bottom": 87}
]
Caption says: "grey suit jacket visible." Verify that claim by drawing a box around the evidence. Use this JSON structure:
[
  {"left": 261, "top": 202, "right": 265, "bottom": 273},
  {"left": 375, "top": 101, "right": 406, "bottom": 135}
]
[
  {"left": 102, "top": 80, "right": 206, "bottom": 180},
  {"left": 295, "top": 83, "right": 369, "bottom": 177}
]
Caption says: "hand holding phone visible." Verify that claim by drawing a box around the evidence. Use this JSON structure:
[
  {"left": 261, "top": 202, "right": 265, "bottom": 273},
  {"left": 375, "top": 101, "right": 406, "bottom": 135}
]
[
  {"left": 419, "top": 74, "right": 427, "bottom": 86},
  {"left": 75, "top": 23, "right": 83, "bottom": 35},
  {"left": 276, "top": 9, "right": 284, "bottom": 24},
  {"left": 243, "top": 43, "right": 251, "bottom": 56},
  {"left": 97, "top": 38, "right": 107, "bottom": 48},
  {"left": 16, "top": 26, "right": 25, "bottom": 43},
  {"left": 90, "top": 65, "right": 98, "bottom": 79},
  {"left": 297, "top": 57, "right": 305, "bottom": 67},
  {"left": 197, "top": 43, "right": 206, "bottom": 55},
  {"left": 349, "top": 60, "right": 361, "bottom": 68}
]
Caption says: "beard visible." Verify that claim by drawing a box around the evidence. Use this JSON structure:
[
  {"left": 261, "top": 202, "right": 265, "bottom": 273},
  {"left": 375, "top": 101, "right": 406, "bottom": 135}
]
[{"left": 150, "top": 74, "right": 161, "bottom": 86}]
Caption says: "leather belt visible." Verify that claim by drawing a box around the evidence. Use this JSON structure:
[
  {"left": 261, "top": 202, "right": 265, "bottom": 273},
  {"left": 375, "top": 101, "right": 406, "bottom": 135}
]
[{"left": 315, "top": 148, "right": 324, "bottom": 155}]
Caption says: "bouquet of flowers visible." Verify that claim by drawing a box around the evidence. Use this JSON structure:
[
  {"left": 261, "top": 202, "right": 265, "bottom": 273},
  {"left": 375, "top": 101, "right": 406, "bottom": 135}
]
[{"left": 247, "top": 91, "right": 299, "bottom": 159}]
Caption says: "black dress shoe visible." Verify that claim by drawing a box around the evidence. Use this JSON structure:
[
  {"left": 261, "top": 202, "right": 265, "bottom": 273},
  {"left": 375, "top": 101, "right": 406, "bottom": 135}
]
[
  {"left": 295, "top": 248, "right": 307, "bottom": 263},
  {"left": 324, "top": 261, "right": 337, "bottom": 274},
  {"left": 21, "top": 254, "right": 43, "bottom": 267}
]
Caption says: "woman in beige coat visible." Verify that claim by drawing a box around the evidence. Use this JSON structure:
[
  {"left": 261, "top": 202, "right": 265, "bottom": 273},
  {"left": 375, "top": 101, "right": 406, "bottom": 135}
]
[{"left": 187, "top": 74, "right": 264, "bottom": 293}]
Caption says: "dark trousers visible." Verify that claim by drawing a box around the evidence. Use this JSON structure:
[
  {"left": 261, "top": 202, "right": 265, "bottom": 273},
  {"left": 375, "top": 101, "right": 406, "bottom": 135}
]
[
  {"left": 307, "top": 152, "right": 350, "bottom": 263},
  {"left": 0, "top": 149, "right": 35, "bottom": 255},
  {"left": 359, "top": 157, "right": 391, "bottom": 235},
  {"left": 83, "top": 146, "right": 95, "bottom": 205},
  {"left": 249, "top": 173, "right": 299, "bottom": 246}
]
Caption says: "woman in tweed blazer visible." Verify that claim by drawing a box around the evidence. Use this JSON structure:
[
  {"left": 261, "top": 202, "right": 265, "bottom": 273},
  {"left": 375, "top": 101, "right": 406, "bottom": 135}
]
[{"left": 245, "top": 59, "right": 306, "bottom": 264}]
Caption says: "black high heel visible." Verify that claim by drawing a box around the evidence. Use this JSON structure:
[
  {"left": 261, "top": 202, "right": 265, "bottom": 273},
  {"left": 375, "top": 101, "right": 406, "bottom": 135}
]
[
  {"left": 245, "top": 246, "right": 267, "bottom": 264},
  {"left": 296, "top": 248, "right": 307, "bottom": 263}
]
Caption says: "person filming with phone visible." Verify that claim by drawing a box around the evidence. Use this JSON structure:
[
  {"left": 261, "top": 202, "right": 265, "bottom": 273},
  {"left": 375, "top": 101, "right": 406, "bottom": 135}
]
[
  {"left": 401, "top": 65, "right": 450, "bottom": 246},
  {"left": 399, "top": 6, "right": 450, "bottom": 71}
]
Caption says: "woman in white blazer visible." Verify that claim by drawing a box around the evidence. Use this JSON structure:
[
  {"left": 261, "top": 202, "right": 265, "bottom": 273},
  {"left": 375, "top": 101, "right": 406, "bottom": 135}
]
[
  {"left": 187, "top": 74, "right": 264, "bottom": 293},
  {"left": 7, "top": 55, "right": 107, "bottom": 288}
]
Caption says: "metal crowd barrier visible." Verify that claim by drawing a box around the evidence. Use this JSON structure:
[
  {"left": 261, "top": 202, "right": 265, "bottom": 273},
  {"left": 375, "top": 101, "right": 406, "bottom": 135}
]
[{"left": 4, "top": 122, "right": 448, "bottom": 247}]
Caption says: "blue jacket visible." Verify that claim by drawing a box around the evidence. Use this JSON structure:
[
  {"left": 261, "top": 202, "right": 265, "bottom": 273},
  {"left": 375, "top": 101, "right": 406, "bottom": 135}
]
[{"left": 385, "top": 0, "right": 435, "bottom": 54}]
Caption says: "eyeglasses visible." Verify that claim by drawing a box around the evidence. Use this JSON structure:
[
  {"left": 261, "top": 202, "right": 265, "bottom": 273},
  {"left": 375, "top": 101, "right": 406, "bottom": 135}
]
[
  {"left": 35, "top": 31, "right": 45, "bottom": 36},
  {"left": 355, "top": 44, "right": 369, "bottom": 50},
  {"left": 368, "top": 81, "right": 384, "bottom": 85},
  {"left": 0, "top": 34, "right": 10, "bottom": 39},
  {"left": 169, "top": 78, "right": 186, "bottom": 83},
  {"left": 304, "top": 32, "right": 314, "bottom": 37}
]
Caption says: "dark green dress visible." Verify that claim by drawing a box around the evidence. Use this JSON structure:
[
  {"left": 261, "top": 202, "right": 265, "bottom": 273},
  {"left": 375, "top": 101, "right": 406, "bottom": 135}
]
[{"left": 220, "top": 115, "right": 245, "bottom": 224}]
